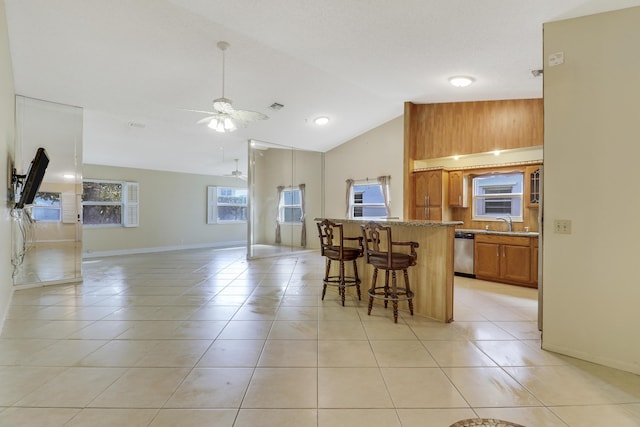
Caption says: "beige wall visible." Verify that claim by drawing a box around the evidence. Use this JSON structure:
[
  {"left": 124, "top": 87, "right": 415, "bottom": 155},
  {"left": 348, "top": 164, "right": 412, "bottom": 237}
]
[
  {"left": 324, "top": 116, "right": 404, "bottom": 219},
  {"left": 83, "top": 164, "right": 247, "bottom": 256},
  {"left": 543, "top": 6, "right": 640, "bottom": 374},
  {"left": 0, "top": 0, "right": 15, "bottom": 325}
]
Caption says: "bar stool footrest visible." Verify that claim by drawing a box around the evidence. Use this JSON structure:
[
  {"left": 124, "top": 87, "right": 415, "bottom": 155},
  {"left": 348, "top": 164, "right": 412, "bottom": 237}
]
[
  {"left": 368, "top": 286, "right": 414, "bottom": 301},
  {"left": 324, "top": 275, "right": 361, "bottom": 287}
]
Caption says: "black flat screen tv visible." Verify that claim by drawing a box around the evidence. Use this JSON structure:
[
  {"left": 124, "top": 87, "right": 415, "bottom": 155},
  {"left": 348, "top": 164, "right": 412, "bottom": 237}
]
[{"left": 16, "top": 147, "right": 49, "bottom": 209}]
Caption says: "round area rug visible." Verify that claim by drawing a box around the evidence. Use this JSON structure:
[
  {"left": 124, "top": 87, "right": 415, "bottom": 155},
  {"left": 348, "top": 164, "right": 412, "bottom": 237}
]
[{"left": 450, "top": 419, "right": 526, "bottom": 427}]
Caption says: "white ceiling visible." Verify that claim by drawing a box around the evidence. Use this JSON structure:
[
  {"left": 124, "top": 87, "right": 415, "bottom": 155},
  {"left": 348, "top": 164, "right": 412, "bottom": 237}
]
[{"left": 5, "top": 0, "right": 640, "bottom": 177}]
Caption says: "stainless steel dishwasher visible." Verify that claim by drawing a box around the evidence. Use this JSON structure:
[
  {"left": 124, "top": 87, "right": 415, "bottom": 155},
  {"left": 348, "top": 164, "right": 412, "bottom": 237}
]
[{"left": 454, "top": 231, "right": 475, "bottom": 277}]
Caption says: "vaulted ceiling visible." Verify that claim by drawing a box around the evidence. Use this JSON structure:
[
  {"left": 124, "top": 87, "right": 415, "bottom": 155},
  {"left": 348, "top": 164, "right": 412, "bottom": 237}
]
[{"left": 5, "top": 0, "right": 639, "bottom": 176}]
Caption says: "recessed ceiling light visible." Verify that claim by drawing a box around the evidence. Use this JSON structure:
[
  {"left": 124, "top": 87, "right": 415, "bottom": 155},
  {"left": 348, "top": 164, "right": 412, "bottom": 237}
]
[
  {"left": 63, "top": 174, "right": 75, "bottom": 179},
  {"left": 314, "top": 116, "right": 329, "bottom": 126},
  {"left": 448, "top": 76, "right": 475, "bottom": 88}
]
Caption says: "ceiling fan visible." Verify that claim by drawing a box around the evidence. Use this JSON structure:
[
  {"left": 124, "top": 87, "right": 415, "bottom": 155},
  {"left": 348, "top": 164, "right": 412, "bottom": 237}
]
[
  {"left": 193, "top": 41, "right": 268, "bottom": 133},
  {"left": 225, "top": 159, "right": 247, "bottom": 180}
]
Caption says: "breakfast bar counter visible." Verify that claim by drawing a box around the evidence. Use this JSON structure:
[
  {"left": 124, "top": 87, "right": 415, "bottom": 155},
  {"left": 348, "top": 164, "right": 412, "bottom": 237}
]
[{"left": 316, "top": 218, "right": 462, "bottom": 322}]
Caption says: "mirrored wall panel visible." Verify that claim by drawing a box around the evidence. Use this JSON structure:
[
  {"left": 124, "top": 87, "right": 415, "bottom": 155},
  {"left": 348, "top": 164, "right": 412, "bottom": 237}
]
[
  {"left": 12, "top": 96, "right": 83, "bottom": 286},
  {"left": 248, "top": 140, "right": 323, "bottom": 259}
]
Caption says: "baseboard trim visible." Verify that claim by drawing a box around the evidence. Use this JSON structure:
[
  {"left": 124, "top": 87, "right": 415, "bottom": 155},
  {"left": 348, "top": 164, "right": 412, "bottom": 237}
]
[{"left": 542, "top": 342, "right": 640, "bottom": 376}]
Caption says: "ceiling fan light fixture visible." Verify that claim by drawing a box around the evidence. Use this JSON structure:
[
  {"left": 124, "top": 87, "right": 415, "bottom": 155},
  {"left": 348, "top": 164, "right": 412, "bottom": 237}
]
[
  {"left": 448, "top": 75, "right": 475, "bottom": 87},
  {"left": 208, "top": 116, "right": 238, "bottom": 133}
]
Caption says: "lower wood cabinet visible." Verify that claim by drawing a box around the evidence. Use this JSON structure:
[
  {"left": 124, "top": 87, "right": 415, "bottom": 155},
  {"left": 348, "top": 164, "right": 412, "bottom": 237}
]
[{"left": 475, "top": 234, "right": 538, "bottom": 288}]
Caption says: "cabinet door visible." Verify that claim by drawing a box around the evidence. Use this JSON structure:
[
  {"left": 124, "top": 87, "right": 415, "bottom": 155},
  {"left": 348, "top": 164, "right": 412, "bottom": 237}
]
[
  {"left": 413, "top": 206, "right": 428, "bottom": 220},
  {"left": 532, "top": 239, "right": 539, "bottom": 285},
  {"left": 448, "top": 171, "right": 466, "bottom": 207},
  {"left": 426, "top": 170, "right": 442, "bottom": 207},
  {"left": 428, "top": 207, "right": 442, "bottom": 221},
  {"left": 475, "top": 242, "right": 500, "bottom": 279},
  {"left": 414, "top": 172, "right": 429, "bottom": 207},
  {"left": 501, "top": 244, "right": 532, "bottom": 283},
  {"left": 525, "top": 165, "right": 541, "bottom": 208}
]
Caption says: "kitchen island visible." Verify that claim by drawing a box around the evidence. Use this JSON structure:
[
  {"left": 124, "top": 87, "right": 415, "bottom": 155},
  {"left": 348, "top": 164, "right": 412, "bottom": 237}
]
[{"left": 316, "top": 218, "right": 462, "bottom": 322}]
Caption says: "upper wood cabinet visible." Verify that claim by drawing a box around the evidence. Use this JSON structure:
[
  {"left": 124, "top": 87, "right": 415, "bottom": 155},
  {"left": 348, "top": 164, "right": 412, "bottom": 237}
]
[
  {"left": 525, "top": 165, "right": 541, "bottom": 208},
  {"left": 412, "top": 170, "right": 445, "bottom": 220},
  {"left": 406, "top": 99, "right": 543, "bottom": 160},
  {"left": 448, "top": 171, "right": 467, "bottom": 207}
]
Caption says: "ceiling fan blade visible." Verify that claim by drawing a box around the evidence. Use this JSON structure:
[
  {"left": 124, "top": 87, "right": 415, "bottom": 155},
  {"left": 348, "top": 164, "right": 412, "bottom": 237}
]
[
  {"left": 196, "top": 115, "right": 219, "bottom": 124},
  {"left": 181, "top": 108, "right": 217, "bottom": 115}
]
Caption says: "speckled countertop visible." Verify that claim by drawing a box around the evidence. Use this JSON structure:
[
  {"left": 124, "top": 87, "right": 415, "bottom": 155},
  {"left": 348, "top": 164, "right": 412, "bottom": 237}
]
[{"left": 315, "top": 218, "right": 463, "bottom": 227}]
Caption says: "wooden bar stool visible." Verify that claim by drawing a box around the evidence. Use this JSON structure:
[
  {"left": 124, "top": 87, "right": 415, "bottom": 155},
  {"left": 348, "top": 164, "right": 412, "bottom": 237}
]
[
  {"left": 316, "top": 219, "right": 363, "bottom": 306},
  {"left": 361, "top": 221, "right": 419, "bottom": 323}
]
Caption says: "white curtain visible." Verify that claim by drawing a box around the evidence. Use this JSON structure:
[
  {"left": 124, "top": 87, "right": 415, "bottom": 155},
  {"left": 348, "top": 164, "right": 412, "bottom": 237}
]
[
  {"left": 299, "top": 183, "right": 306, "bottom": 247},
  {"left": 377, "top": 175, "right": 391, "bottom": 217},
  {"left": 275, "top": 185, "right": 284, "bottom": 244},
  {"left": 345, "top": 179, "right": 354, "bottom": 218}
]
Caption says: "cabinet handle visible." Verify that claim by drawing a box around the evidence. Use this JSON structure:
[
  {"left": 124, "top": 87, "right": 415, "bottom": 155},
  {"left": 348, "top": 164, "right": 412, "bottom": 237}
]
[
  {"left": 424, "top": 196, "right": 427, "bottom": 206},
  {"left": 496, "top": 246, "right": 499, "bottom": 257},
  {"left": 458, "top": 195, "right": 462, "bottom": 205}
]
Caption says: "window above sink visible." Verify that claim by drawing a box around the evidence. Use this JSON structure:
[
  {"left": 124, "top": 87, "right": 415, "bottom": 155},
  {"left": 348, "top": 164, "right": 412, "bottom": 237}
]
[{"left": 471, "top": 172, "right": 523, "bottom": 222}]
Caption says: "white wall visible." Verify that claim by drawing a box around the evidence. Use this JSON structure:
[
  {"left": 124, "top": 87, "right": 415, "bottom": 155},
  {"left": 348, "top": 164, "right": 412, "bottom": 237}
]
[
  {"left": 0, "top": 0, "right": 15, "bottom": 327},
  {"left": 324, "top": 116, "right": 404, "bottom": 219},
  {"left": 543, "top": 6, "right": 640, "bottom": 374},
  {"left": 82, "top": 164, "right": 247, "bottom": 256}
]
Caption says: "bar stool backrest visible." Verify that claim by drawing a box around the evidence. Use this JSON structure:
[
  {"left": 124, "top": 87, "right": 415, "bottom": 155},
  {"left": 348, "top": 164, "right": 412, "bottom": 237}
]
[{"left": 361, "top": 221, "right": 418, "bottom": 270}]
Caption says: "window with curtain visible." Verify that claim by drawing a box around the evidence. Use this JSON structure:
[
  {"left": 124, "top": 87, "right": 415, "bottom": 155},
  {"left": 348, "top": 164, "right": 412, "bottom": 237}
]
[
  {"left": 349, "top": 181, "right": 388, "bottom": 219},
  {"left": 278, "top": 188, "right": 302, "bottom": 223}
]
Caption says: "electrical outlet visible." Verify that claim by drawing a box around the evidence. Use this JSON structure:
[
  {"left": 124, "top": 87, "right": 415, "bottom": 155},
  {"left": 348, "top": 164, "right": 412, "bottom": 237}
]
[{"left": 554, "top": 219, "right": 572, "bottom": 234}]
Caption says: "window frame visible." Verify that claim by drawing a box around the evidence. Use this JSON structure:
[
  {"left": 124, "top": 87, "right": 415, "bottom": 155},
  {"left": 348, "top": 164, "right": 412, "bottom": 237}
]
[
  {"left": 278, "top": 187, "right": 302, "bottom": 224},
  {"left": 471, "top": 172, "right": 524, "bottom": 222},
  {"left": 82, "top": 180, "right": 139, "bottom": 228},
  {"left": 31, "top": 191, "right": 62, "bottom": 222},
  {"left": 349, "top": 181, "right": 388, "bottom": 219},
  {"left": 209, "top": 186, "right": 248, "bottom": 224}
]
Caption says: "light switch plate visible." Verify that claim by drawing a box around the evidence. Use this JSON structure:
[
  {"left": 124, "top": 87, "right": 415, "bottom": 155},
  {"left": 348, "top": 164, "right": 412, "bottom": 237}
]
[
  {"left": 548, "top": 51, "right": 564, "bottom": 67},
  {"left": 554, "top": 219, "right": 571, "bottom": 234}
]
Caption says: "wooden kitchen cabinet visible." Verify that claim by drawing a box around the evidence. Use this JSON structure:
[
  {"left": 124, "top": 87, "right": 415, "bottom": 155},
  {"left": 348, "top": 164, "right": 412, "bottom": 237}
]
[
  {"left": 525, "top": 165, "right": 541, "bottom": 208},
  {"left": 475, "top": 234, "right": 537, "bottom": 287},
  {"left": 532, "top": 237, "right": 539, "bottom": 284},
  {"left": 412, "top": 169, "right": 444, "bottom": 220},
  {"left": 448, "top": 170, "right": 467, "bottom": 207}
]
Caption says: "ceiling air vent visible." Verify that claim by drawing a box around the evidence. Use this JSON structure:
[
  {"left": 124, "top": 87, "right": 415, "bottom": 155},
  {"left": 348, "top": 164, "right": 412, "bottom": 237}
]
[{"left": 269, "top": 103, "right": 284, "bottom": 111}]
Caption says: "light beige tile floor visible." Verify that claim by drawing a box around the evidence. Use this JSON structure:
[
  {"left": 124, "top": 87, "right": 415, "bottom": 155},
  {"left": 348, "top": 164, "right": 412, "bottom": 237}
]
[{"left": 2, "top": 247, "right": 640, "bottom": 426}]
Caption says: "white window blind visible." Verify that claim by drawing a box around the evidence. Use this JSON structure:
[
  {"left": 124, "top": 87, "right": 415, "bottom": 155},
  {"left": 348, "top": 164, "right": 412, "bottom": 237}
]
[
  {"left": 61, "top": 192, "right": 76, "bottom": 224},
  {"left": 123, "top": 182, "right": 139, "bottom": 227}
]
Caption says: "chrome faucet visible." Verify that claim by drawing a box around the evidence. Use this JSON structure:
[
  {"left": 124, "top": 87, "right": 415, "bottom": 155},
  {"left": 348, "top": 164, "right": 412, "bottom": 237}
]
[{"left": 497, "top": 215, "right": 512, "bottom": 232}]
